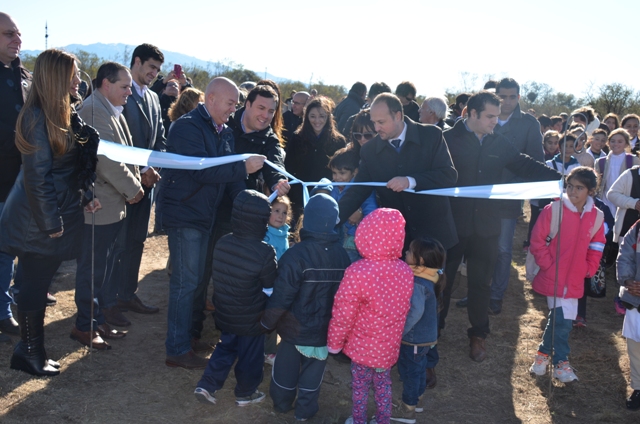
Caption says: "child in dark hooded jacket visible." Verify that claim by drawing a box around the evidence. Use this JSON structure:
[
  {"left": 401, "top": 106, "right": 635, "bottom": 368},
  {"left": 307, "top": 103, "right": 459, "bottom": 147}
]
[
  {"left": 261, "top": 193, "right": 351, "bottom": 421},
  {"left": 194, "top": 190, "right": 277, "bottom": 407}
]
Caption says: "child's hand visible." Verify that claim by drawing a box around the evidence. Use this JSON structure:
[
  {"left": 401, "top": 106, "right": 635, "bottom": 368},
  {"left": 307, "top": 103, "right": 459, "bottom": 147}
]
[{"left": 347, "top": 208, "right": 363, "bottom": 226}]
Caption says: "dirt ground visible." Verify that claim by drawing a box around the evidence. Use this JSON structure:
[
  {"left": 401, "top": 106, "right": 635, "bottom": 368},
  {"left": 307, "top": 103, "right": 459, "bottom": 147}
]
[{"left": 1, "top": 206, "right": 639, "bottom": 424}]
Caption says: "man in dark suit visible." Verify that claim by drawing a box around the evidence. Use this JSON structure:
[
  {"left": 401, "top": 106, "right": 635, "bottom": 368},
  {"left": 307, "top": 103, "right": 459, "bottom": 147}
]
[
  {"left": 103, "top": 44, "right": 166, "bottom": 326},
  {"left": 337, "top": 93, "right": 459, "bottom": 253},
  {"left": 441, "top": 91, "right": 560, "bottom": 362}
]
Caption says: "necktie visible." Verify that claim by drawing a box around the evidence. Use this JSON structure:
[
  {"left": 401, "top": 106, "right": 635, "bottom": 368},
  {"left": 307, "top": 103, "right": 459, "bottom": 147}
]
[{"left": 391, "top": 139, "right": 401, "bottom": 152}]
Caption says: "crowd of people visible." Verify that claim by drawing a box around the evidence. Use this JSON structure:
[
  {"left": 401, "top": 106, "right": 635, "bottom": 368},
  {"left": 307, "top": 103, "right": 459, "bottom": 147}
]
[{"left": 1, "top": 10, "right": 640, "bottom": 423}]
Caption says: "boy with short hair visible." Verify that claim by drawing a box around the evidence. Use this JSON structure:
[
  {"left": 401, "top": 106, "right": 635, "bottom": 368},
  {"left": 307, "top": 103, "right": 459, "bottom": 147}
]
[
  {"left": 587, "top": 128, "right": 608, "bottom": 160},
  {"left": 194, "top": 190, "right": 277, "bottom": 407},
  {"left": 327, "top": 147, "right": 377, "bottom": 262}
]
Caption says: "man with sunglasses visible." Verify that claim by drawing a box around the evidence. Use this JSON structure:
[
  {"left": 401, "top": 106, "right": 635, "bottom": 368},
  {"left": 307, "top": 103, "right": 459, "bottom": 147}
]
[
  {"left": 282, "top": 91, "right": 309, "bottom": 143},
  {"left": 396, "top": 81, "right": 420, "bottom": 123}
]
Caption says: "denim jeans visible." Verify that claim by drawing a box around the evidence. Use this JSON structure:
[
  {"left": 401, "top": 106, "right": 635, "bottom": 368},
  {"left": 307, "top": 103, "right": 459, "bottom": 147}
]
[
  {"left": 165, "top": 227, "right": 209, "bottom": 356},
  {"left": 397, "top": 344, "right": 429, "bottom": 406},
  {"left": 75, "top": 221, "right": 123, "bottom": 331},
  {"left": 197, "top": 331, "right": 265, "bottom": 398},
  {"left": 0, "top": 202, "right": 15, "bottom": 320},
  {"left": 490, "top": 218, "right": 517, "bottom": 301},
  {"left": 426, "top": 344, "right": 439, "bottom": 368},
  {"left": 538, "top": 307, "right": 573, "bottom": 365}
]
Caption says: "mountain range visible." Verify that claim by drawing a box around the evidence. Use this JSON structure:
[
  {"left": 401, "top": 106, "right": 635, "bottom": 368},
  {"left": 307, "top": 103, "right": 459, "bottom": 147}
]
[{"left": 22, "top": 42, "right": 282, "bottom": 82}]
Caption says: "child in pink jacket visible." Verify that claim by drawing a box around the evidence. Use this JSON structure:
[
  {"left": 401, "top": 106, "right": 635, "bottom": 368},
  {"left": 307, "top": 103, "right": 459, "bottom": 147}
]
[
  {"left": 327, "top": 208, "right": 414, "bottom": 424},
  {"left": 529, "top": 167, "right": 605, "bottom": 383}
]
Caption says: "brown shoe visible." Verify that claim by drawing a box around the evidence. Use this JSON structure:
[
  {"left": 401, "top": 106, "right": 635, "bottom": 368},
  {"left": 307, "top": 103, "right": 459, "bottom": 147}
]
[
  {"left": 191, "top": 338, "right": 215, "bottom": 354},
  {"left": 166, "top": 350, "right": 208, "bottom": 369},
  {"left": 70, "top": 327, "right": 111, "bottom": 350},
  {"left": 103, "top": 306, "right": 131, "bottom": 327},
  {"left": 97, "top": 323, "right": 127, "bottom": 340},
  {"left": 469, "top": 336, "right": 486, "bottom": 362},
  {"left": 426, "top": 367, "right": 437, "bottom": 389},
  {"left": 117, "top": 295, "right": 159, "bottom": 314}
]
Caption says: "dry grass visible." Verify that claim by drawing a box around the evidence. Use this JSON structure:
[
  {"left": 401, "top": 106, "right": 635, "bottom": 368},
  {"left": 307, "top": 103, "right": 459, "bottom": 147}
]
[{"left": 1, "top": 206, "right": 639, "bottom": 423}]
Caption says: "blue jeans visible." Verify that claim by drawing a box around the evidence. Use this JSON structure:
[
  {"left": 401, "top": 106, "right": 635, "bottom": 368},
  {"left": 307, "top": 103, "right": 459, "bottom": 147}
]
[
  {"left": 0, "top": 202, "right": 15, "bottom": 320},
  {"left": 198, "top": 331, "right": 265, "bottom": 398},
  {"left": 165, "top": 227, "right": 209, "bottom": 356},
  {"left": 491, "top": 218, "right": 517, "bottom": 301},
  {"left": 538, "top": 307, "right": 573, "bottom": 365},
  {"left": 426, "top": 344, "right": 439, "bottom": 368},
  {"left": 75, "top": 221, "right": 123, "bottom": 331},
  {"left": 397, "top": 344, "right": 429, "bottom": 406}
]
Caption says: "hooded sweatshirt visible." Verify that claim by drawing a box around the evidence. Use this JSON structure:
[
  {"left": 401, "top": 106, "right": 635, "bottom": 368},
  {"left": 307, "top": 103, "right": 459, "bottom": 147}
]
[{"left": 327, "top": 208, "right": 414, "bottom": 369}]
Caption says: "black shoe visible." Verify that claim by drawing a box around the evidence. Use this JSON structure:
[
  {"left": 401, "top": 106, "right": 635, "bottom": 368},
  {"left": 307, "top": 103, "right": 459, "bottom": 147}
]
[
  {"left": 0, "top": 316, "right": 20, "bottom": 335},
  {"left": 10, "top": 310, "right": 60, "bottom": 376},
  {"left": 628, "top": 390, "right": 640, "bottom": 410},
  {"left": 456, "top": 297, "right": 468, "bottom": 308},
  {"left": 488, "top": 299, "right": 502, "bottom": 316}
]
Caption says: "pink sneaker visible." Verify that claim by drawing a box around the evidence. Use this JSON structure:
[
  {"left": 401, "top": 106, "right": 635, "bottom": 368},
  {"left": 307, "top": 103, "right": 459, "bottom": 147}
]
[{"left": 614, "top": 298, "right": 627, "bottom": 315}]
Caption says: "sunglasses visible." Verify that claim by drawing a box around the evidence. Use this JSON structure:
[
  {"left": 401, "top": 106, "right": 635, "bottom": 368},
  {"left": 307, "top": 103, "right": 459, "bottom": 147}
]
[{"left": 352, "top": 132, "right": 377, "bottom": 141}]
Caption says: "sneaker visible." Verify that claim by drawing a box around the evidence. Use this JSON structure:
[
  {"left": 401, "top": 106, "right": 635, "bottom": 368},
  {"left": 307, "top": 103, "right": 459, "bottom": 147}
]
[
  {"left": 627, "top": 389, "right": 640, "bottom": 410},
  {"left": 390, "top": 401, "right": 416, "bottom": 423},
  {"left": 194, "top": 387, "right": 217, "bottom": 405},
  {"left": 529, "top": 352, "right": 550, "bottom": 376},
  {"left": 572, "top": 316, "right": 587, "bottom": 328},
  {"left": 553, "top": 361, "right": 578, "bottom": 383},
  {"left": 264, "top": 353, "right": 276, "bottom": 366},
  {"left": 46, "top": 292, "right": 57, "bottom": 307},
  {"left": 236, "top": 390, "right": 265, "bottom": 406},
  {"left": 615, "top": 297, "right": 627, "bottom": 315}
]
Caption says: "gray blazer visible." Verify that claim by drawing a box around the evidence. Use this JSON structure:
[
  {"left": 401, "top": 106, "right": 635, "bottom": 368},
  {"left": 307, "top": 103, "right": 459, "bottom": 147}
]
[
  {"left": 78, "top": 90, "right": 142, "bottom": 225},
  {"left": 123, "top": 86, "right": 166, "bottom": 151}
]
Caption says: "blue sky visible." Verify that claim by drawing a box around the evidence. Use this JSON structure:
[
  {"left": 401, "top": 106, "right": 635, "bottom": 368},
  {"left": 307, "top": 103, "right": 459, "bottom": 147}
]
[{"left": 5, "top": 0, "right": 638, "bottom": 97}]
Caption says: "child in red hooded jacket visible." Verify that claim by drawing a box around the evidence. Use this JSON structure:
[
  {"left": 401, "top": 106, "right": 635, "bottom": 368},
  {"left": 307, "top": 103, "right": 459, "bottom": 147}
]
[
  {"left": 327, "top": 208, "right": 414, "bottom": 424},
  {"left": 529, "top": 167, "right": 605, "bottom": 383}
]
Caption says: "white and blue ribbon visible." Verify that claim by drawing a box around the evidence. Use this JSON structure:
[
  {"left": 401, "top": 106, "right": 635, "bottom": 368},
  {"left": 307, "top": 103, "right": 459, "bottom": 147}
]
[{"left": 97, "top": 140, "right": 563, "bottom": 202}]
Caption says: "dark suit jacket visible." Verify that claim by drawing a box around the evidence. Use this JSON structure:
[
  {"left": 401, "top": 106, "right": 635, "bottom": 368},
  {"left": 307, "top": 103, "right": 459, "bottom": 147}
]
[
  {"left": 338, "top": 118, "right": 459, "bottom": 250},
  {"left": 123, "top": 86, "right": 166, "bottom": 152},
  {"left": 444, "top": 119, "right": 560, "bottom": 238}
]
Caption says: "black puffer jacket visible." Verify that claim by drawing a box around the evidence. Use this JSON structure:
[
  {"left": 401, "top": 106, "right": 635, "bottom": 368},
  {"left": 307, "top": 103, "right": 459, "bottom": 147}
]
[
  {"left": 261, "top": 229, "right": 351, "bottom": 346},
  {"left": 212, "top": 190, "right": 277, "bottom": 336}
]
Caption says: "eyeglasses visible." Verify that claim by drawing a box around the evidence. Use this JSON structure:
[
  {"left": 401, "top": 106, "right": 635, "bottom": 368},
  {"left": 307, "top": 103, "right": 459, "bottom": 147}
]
[{"left": 352, "top": 132, "right": 377, "bottom": 141}]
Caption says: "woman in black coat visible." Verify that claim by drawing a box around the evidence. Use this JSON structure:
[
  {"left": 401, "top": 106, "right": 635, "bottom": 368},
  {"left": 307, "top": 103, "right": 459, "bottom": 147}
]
[
  {"left": 285, "top": 96, "right": 346, "bottom": 218},
  {"left": 0, "top": 49, "right": 99, "bottom": 376}
]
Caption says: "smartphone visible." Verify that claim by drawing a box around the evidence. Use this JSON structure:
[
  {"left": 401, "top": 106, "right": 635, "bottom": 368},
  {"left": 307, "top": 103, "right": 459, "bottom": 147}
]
[{"left": 174, "top": 64, "right": 182, "bottom": 79}]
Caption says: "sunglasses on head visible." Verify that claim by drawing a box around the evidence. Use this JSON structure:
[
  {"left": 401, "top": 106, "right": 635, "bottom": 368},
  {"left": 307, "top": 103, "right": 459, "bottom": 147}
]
[{"left": 352, "top": 132, "right": 377, "bottom": 141}]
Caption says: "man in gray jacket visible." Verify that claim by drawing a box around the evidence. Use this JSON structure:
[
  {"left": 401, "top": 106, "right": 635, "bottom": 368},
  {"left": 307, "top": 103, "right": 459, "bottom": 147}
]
[{"left": 74, "top": 62, "right": 144, "bottom": 348}]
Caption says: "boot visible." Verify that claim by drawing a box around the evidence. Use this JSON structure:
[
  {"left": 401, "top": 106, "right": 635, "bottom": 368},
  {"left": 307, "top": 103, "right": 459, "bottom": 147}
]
[{"left": 10, "top": 309, "right": 60, "bottom": 376}]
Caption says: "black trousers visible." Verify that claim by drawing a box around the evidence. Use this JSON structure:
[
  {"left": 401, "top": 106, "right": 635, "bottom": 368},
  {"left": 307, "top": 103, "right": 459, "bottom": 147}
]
[
  {"left": 270, "top": 340, "right": 326, "bottom": 420},
  {"left": 15, "top": 253, "right": 62, "bottom": 311},
  {"left": 440, "top": 234, "right": 499, "bottom": 339}
]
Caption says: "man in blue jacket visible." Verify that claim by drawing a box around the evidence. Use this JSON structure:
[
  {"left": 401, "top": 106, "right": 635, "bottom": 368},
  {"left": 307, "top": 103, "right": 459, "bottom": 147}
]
[{"left": 160, "top": 77, "right": 266, "bottom": 369}]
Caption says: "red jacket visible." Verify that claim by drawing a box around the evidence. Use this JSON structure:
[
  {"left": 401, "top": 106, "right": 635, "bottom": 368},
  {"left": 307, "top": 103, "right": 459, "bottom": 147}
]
[
  {"left": 327, "top": 208, "right": 414, "bottom": 369},
  {"left": 530, "top": 195, "right": 605, "bottom": 299}
]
